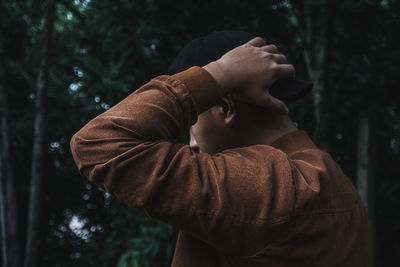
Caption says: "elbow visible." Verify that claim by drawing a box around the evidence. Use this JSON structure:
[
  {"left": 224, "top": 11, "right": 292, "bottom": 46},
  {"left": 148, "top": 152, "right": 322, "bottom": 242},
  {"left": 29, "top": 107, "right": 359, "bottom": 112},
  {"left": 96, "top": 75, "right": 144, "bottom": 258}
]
[
  {"left": 69, "top": 130, "right": 119, "bottom": 194},
  {"left": 70, "top": 132, "right": 84, "bottom": 175},
  {"left": 69, "top": 121, "right": 119, "bottom": 184},
  {"left": 70, "top": 131, "right": 92, "bottom": 179},
  {"left": 70, "top": 116, "right": 140, "bottom": 188}
]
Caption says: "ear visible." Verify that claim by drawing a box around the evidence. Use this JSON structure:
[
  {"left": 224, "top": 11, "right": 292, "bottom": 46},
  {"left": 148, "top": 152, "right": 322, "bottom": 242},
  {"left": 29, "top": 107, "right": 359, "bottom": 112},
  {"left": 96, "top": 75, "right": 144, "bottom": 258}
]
[{"left": 220, "top": 96, "right": 236, "bottom": 125}]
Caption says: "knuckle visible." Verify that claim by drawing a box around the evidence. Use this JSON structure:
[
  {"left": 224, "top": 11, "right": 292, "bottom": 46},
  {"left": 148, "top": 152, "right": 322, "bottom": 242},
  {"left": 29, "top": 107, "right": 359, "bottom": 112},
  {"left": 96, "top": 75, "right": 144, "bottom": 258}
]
[
  {"left": 269, "top": 44, "right": 278, "bottom": 51},
  {"left": 270, "top": 62, "right": 280, "bottom": 71},
  {"left": 264, "top": 53, "right": 274, "bottom": 60},
  {"left": 255, "top": 36, "right": 265, "bottom": 43}
]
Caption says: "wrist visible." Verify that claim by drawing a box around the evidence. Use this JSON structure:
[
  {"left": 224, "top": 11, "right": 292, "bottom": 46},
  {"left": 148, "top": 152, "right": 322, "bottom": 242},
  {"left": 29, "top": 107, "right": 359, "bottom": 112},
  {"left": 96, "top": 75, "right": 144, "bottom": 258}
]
[
  {"left": 172, "top": 66, "right": 222, "bottom": 114},
  {"left": 202, "top": 61, "right": 233, "bottom": 96}
]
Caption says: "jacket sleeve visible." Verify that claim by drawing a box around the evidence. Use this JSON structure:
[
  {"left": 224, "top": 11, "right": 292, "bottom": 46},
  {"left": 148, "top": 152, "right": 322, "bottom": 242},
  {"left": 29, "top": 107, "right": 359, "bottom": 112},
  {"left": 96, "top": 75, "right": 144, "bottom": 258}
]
[{"left": 70, "top": 66, "right": 296, "bottom": 257}]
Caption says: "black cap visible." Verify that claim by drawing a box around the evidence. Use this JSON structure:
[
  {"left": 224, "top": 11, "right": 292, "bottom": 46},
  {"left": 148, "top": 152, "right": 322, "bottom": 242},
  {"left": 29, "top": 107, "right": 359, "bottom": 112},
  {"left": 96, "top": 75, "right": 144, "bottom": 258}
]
[{"left": 168, "top": 30, "right": 313, "bottom": 101}]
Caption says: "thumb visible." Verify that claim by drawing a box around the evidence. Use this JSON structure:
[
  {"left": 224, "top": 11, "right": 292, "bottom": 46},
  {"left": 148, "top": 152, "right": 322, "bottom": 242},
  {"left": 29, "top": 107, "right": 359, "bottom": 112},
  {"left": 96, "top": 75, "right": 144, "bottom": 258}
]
[{"left": 259, "top": 93, "right": 289, "bottom": 115}]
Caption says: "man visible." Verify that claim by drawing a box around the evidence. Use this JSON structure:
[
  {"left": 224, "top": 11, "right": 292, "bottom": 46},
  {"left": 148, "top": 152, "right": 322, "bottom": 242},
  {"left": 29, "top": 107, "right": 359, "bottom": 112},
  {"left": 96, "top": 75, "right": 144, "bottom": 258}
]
[{"left": 70, "top": 30, "right": 371, "bottom": 266}]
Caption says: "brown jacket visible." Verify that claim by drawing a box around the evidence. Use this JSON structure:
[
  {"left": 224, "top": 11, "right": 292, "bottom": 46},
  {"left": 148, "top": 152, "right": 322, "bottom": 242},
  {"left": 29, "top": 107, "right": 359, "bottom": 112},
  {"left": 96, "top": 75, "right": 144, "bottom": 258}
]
[{"left": 70, "top": 67, "right": 371, "bottom": 266}]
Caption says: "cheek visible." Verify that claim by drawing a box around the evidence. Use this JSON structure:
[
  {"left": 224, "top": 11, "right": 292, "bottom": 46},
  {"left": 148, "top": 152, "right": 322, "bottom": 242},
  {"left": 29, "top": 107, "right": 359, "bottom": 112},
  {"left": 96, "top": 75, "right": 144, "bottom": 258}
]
[
  {"left": 191, "top": 112, "right": 226, "bottom": 154},
  {"left": 191, "top": 118, "right": 211, "bottom": 150},
  {"left": 191, "top": 119, "right": 208, "bottom": 145},
  {"left": 189, "top": 133, "right": 197, "bottom": 148}
]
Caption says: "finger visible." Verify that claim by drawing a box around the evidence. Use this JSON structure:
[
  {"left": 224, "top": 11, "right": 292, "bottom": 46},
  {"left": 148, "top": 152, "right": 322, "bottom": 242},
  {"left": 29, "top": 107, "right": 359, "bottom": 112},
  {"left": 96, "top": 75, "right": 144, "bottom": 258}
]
[
  {"left": 260, "top": 44, "right": 279, "bottom": 53},
  {"left": 276, "top": 64, "right": 296, "bottom": 79},
  {"left": 260, "top": 93, "right": 289, "bottom": 115},
  {"left": 246, "top": 36, "right": 266, "bottom": 47},
  {"left": 269, "top": 53, "right": 287, "bottom": 64}
]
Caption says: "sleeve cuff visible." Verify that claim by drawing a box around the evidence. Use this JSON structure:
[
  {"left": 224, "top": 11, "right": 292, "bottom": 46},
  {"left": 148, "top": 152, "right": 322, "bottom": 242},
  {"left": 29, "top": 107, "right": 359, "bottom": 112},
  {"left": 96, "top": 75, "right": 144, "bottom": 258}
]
[{"left": 172, "top": 66, "right": 222, "bottom": 113}]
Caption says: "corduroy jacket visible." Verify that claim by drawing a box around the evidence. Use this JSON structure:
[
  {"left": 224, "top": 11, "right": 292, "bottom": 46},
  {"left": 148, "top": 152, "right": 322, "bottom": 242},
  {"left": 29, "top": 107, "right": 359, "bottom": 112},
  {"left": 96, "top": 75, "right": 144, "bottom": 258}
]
[{"left": 70, "top": 66, "right": 371, "bottom": 266}]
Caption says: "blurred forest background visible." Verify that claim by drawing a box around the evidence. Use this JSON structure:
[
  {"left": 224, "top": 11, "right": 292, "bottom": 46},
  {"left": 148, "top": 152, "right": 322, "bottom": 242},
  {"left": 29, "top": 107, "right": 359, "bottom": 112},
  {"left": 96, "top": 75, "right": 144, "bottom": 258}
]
[{"left": 0, "top": 0, "right": 399, "bottom": 266}]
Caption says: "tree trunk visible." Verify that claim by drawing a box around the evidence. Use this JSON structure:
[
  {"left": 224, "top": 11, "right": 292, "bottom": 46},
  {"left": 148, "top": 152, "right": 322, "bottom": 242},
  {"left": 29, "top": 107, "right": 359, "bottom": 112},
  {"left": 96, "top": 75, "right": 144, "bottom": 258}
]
[
  {"left": 303, "top": 0, "right": 333, "bottom": 152},
  {"left": 0, "top": 151, "right": 5, "bottom": 266},
  {"left": 0, "top": 0, "right": 22, "bottom": 265},
  {"left": 24, "top": 1, "right": 56, "bottom": 266},
  {"left": 356, "top": 113, "right": 375, "bottom": 265}
]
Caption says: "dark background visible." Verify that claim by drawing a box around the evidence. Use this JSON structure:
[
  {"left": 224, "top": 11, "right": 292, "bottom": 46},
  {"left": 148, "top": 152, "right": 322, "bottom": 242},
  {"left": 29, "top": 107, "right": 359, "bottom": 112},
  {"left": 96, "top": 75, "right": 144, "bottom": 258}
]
[{"left": 0, "top": 0, "right": 399, "bottom": 266}]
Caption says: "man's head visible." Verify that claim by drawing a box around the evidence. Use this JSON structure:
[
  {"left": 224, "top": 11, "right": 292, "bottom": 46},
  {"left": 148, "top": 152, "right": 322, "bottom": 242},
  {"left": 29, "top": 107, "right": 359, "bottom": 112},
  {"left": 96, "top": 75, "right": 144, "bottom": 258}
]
[
  {"left": 188, "top": 95, "right": 297, "bottom": 154},
  {"left": 169, "top": 30, "right": 312, "bottom": 154}
]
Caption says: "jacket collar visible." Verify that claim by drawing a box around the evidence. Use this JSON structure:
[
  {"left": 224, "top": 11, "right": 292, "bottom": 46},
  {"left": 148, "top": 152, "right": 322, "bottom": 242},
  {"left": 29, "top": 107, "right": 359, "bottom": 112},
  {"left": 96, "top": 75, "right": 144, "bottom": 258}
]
[{"left": 270, "top": 130, "right": 317, "bottom": 155}]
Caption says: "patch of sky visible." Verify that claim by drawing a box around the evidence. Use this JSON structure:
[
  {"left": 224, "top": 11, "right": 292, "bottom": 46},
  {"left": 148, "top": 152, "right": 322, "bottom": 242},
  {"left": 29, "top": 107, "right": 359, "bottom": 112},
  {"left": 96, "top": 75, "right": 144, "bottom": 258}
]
[
  {"left": 73, "top": 66, "right": 84, "bottom": 77},
  {"left": 390, "top": 138, "right": 399, "bottom": 153},
  {"left": 101, "top": 102, "right": 110, "bottom": 110},
  {"left": 69, "top": 215, "right": 90, "bottom": 241},
  {"left": 69, "top": 82, "right": 82, "bottom": 93},
  {"left": 28, "top": 93, "right": 35, "bottom": 100}
]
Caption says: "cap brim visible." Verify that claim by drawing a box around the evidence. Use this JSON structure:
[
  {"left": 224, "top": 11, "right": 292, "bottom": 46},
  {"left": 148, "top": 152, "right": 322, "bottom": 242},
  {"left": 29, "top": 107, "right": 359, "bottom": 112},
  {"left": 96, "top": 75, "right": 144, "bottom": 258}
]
[{"left": 269, "top": 79, "right": 313, "bottom": 101}]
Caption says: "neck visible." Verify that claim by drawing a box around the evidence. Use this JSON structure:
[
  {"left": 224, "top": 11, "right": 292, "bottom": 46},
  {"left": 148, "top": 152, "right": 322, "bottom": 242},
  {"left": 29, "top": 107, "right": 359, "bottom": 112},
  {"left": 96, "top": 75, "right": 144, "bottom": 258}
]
[{"left": 235, "top": 115, "right": 298, "bottom": 147}]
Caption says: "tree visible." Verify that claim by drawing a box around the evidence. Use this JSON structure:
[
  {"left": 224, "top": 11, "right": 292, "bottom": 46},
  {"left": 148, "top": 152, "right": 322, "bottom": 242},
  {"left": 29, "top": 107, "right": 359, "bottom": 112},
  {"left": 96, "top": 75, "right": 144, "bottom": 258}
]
[
  {"left": 0, "top": 0, "right": 22, "bottom": 266},
  {"left": 301, "top": 0, "right": 334, "bottom": 151},
  {"left": 24, "top": 0, "right": 56, "bottom": 266}
]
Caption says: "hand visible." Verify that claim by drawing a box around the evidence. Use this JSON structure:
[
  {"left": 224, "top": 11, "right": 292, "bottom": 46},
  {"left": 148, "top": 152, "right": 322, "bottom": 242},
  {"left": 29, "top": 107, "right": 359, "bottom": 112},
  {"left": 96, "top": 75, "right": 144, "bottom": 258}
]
[{"left": 203, "top": 37, "right": 295, "bottom": 114}]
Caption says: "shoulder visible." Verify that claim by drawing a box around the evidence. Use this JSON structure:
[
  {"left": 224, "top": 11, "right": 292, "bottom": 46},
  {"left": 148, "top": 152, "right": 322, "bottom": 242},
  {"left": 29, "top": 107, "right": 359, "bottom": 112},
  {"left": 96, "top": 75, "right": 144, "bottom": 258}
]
[{"left": 289, "top": 149, "right": 360, "bottom": 214}]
